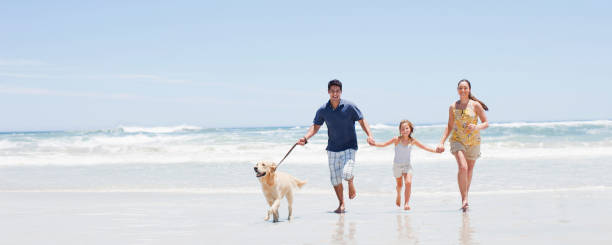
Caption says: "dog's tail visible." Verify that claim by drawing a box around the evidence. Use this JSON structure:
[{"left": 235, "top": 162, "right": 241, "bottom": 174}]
[{"left": 295, "top": 178, "right": 307, "bottom": 189}]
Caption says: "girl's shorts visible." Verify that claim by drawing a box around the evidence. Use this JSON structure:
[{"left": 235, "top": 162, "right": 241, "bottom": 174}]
[{"left": 393, "top": 162, "right": 413, "bottom": 178}]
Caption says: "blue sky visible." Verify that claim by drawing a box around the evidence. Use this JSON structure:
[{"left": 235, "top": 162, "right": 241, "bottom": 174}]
[{"left": 1, "top": 1, "right": 611, "bottom": 131}]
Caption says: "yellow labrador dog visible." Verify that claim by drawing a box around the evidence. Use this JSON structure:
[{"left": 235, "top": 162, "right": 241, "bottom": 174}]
[{"left": 254, "top": 161, "right": 306, "bottom": 222}]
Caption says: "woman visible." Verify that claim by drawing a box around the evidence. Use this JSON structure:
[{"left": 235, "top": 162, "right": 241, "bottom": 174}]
[{"left": 436, "top": 79, "right": 489, "bottom": 211}]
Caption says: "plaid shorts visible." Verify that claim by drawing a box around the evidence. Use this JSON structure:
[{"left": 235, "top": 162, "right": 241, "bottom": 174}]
[{"left": 327, "top": 149, "right": 356, "bottom": 186}]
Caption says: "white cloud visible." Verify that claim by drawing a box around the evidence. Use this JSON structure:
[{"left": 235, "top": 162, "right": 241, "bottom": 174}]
[
  {"left": 117, "top": 74, "right": 191, "bottom": 84},
  {"left": 0, "top": 71, "right": 191, "bottom": 85},
  {"left": 0, "top": 85, "right": 145, "bottom": 100},
  {"left": 0, "top": 86, "right": 52, "bottom": 95},
  {"left": 117, "top": 74, "right": 161, "bottom": 80},
  {"left": 0, "top": 72, "right": 53, "bottom": 79},
  {"left": 0, "top": 59, "right": 46, "bottom": 66},
  {"left": 0, "top": 85, "right": 231, "bottom": 105}
]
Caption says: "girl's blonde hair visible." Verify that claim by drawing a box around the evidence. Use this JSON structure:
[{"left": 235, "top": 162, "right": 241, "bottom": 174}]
[{"left": 398, "top": 120, "right": 414, "bottom": 143}]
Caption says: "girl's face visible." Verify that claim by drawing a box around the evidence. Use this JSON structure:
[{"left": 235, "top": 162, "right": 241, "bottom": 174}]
[
  {"left": 400, "top": 123, "right": 412, "bottom": 137},
  {"left": 457, "top": 82, "right": 471, "bottom": 99}
]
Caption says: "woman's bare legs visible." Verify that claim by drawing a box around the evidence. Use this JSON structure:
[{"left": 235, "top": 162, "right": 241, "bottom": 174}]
[
  {"left": 453, "top": 151, "right": 469, "bottom": 211},
  {"left": 466, "top": 159, "right": 476, "bottom": 193}
]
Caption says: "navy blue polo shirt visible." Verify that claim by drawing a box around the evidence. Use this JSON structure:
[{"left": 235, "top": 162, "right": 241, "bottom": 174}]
[{"left": 313, "top": 99, "right": 364, "bottom": 152}]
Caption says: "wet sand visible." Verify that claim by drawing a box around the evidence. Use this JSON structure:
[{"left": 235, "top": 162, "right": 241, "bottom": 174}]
[{"left": 0, "top": 188, "right": 610, "bottom": 244}]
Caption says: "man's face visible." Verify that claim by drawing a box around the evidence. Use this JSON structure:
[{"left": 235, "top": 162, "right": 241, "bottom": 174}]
[{"left": 328, "top": 85, "right": 342, "bottom": 103}]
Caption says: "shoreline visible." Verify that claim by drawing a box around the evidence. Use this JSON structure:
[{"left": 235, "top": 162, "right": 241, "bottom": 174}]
[
  {"left": 1, "top": 188, "right": 610, "bottom": 244},
  {"left": 0, "top": 184, "right": 608, "bottom": 195}
]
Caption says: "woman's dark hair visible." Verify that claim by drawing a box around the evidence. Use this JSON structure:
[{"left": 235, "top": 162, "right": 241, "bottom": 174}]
[
  {"left": 328, "top": 79, "right": 342, "bottom": 91},
  {"left": 458, "top": 79, "right": 489, "bottom": 111}
]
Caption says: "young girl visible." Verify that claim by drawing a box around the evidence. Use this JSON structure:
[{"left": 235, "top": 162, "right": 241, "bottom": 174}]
[{"left": 374, "top": 120, "right": 440, "bottom": 210}]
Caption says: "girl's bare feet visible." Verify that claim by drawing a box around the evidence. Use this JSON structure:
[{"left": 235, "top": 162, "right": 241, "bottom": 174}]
[{"left": 396, "top": 194, "right": 401, "bottom": 207}]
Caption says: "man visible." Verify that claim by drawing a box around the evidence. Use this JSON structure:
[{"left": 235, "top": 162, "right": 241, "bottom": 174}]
[{"left": 297, "top": 79, "right": 375, "bottom": 213}]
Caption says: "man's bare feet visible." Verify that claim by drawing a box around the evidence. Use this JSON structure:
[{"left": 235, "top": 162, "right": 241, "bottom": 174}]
[
  {"left": 348, "top": 180, "right": 356, "bottom": 199},
  {"left": 334, "top": 203, "right": 346, "bottom": 213},
  {"left": 395, "top": 194, "right": 401, "bottom": 207},
  {"left": 404, "top": 203, "right": 411, "bottom": 211}
]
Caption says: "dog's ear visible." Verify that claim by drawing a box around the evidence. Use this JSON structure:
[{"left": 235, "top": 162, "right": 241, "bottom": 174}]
[{"left": 269, "top": 163, "right": 277, "bottom": 172}]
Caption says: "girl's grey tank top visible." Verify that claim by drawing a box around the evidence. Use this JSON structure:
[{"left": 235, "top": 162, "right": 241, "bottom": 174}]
[{"left": 393, "top": 142, "right": 412, "bottom": 164}]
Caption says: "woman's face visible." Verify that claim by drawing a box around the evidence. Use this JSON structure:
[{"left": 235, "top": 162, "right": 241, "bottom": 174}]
[
  {"left": 400, "top": 123, "right": 412, "bottom": 137},
  {"left": 457, "top": 82, "right": 471, "bottom": 98}
]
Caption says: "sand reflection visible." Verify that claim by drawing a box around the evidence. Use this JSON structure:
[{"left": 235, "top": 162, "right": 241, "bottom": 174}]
[
  {"left": 459, "top": 212, "right": 477, "bottom": 245},
  {"left": 396, "top": 214, "right": 418, "bottom": 243},
  {"left": 331, "top": 214, "right": 356, "bottom": 244}
]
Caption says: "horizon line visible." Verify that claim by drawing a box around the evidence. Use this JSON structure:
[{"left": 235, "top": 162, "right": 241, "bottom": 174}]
[{"left": 0, "top": 118, "right": 610, "bottom": 134}]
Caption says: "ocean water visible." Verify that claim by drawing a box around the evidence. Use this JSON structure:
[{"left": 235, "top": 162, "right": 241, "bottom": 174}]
[{"left": 0, "top": 120, "right": 610, "bottom": 196}]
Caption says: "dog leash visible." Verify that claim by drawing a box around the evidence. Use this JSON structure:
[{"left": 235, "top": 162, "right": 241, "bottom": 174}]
[{"left": 277, "top": 138, "right": 307, "bottom": 168}]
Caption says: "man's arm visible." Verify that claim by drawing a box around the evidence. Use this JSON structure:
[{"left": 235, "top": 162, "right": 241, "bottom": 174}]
[
  {"left": 297, "top": 124, "right": 321, "bottom": 145},
  {"left": 358, "top": 119, "right": 375, "bottom": 146}
]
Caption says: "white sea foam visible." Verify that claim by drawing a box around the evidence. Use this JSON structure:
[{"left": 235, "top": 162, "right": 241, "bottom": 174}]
[
  {"left": 1, "top": 120, "right": 609, "bottom": 204},
  {"left": 488, "top": 120, "right": 612, "bottom": 128},
  {"left": 0, "top": 120, "right": 610, "bottom": 166},
  {"left": 1, "top": 139, "right": 611, "bottom": 166},
  {"left": 370, "top": 124, "right": 396, "bottom": 129},
  {"left": 368, "top": 120, "right": 612, "bottom": 130},
  {"left": 118, "top": 125, "right": 202, "bottom": 133}
]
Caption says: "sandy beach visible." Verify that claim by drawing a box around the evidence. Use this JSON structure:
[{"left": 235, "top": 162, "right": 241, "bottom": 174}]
[{"left": 1, "top": 187, "right": 610, "bottom": 245}]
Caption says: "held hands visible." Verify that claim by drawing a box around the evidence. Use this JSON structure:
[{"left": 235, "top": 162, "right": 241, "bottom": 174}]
[
  {"left": 367, "top": 136, "right": 376, "bottom": 146},
  {"left": 435, "top": 144, "right": 445, "bottom": 153}
]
